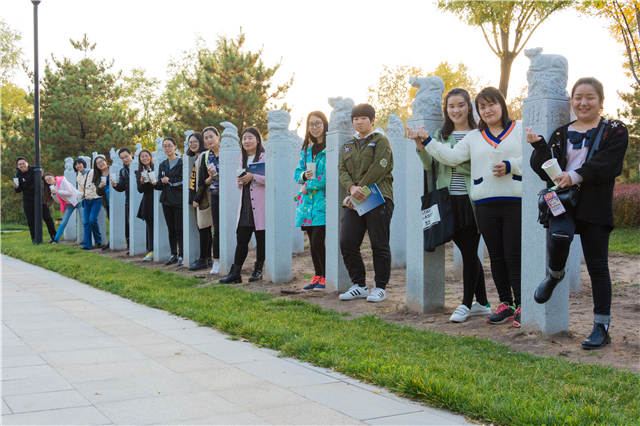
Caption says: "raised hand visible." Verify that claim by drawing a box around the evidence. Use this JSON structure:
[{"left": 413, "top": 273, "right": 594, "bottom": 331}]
[{"left": 526, "top": 127, "right": 542, "bottom": 144}]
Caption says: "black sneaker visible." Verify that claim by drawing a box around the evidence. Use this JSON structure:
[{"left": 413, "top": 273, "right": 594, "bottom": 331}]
[
  {"left": 50, "top": 240, "right": 59, "bottom": 245},
  {"left": 486, "top": 302, "right": 515, "bottom": 324},
  {"left": 513, "top": 306, "right": 521, "bottom": 328}
]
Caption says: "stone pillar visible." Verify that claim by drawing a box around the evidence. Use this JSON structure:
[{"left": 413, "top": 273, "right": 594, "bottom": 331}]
[
  {"left": 386, "top": 114, "right": 407, "bottom": 268},
  {"left": 521, "top": 47, "right": 571, "bottom": 334},
  {"left": 218, "top": 122, "right": 241, "bottom": 275},
  {"left": 76, "top": 155, "right": 92, "bottom": 245},
  {"left": 406, "top": 76, "right": 445, "bottom": 313},
  {"left": 325, "top": 97, "right": 354, "bottom": 292},
  {"left": 63, "top": 157, "right": 77, "bottom": 241},
  {"left": 128, "top": 158, "right": 146, "bottom": 256},
  {"left": 109, "top": 153, "right": 126, "bottom": 250},
  {"left": 182, "top": 130, "right": 200, "bottom": 267},
  {"left": 569, "top": 237, "right": 582, "bottom": 292},
  {"left": 153, "top": 138, "right": 171, "bottom": 262},
  {"left": 264, "top": 110, "right": 294, "bottom": 283},
  {"left": 290, "top": 130, "right": 305, "bottom": 254}
]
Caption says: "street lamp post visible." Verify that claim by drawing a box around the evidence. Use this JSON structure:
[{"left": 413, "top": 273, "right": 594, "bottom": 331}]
[{"left": 32, "top": 0, "right": 42, "bottom": 244}]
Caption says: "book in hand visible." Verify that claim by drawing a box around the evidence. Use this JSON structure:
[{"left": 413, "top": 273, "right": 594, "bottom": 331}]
[
  {"left": 351, "top": 184, "right": 385, "bottom": 216},
  {"left": 248, "top": 162, "right": 265, "bottom": 176}
]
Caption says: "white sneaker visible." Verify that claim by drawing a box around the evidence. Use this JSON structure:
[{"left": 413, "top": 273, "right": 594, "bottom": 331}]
[
  {"left": 210, "top": 261, "right": 220, "bottom": 275},
  {"left": 449, "top": 304, "right": 471, "bottom": 323},
  {"left": 469, "top": 302, "right": 492, "bottom": 316},
  {"left": 339, "top": 284, "right": 369, "bottom": 300},
  {"left": 367, "top": 287, "right": 387, "bottom": 303}
]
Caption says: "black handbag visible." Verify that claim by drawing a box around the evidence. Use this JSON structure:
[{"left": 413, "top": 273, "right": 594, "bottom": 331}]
[
  {"left": 421, "top": 161, "right": 455, "bottom": 252},
  {"left": 537, "top": 122, "right": 605, "bottom": 223}
]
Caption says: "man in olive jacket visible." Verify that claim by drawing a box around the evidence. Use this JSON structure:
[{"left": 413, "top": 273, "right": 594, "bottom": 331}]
[{"left": 338, "top": 103, "right": 394, "bottom": 303}]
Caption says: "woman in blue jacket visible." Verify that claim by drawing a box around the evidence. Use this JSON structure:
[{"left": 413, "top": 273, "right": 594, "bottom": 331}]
[{"left": 294, "top": 111, "right": 328, "bottom": 291}]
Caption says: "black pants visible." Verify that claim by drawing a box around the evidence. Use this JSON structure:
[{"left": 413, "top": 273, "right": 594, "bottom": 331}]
[
  {"left": 305, "top": 226, "right": 326, "bottom": 277},
  {"left": 211, "top": 194, "right": 220, "bottom": 259},
  {"left": 199, "top": 226, "right": 212, "bottom": 260},
  {"left": 234, "top": 226, "right": 265, "bottom": 267},
  {"left": 162, "top": 204, "right": 183, "bottom": 257},
  {"left": 24, "top": 199, "right": 56, "bottom": 241},
  {"left": 145, "top": 219, "right": 154, "bottom": 252},
  {"left": 548, "top": 212, "right": 612, "bottom": 317},
  {"left": 125, "top": 203, "right": 129, "bottom": 248},
  {"left": 475, "top": 202, "right": 521, "bottom": 307},
  {"left": 340, "top": 199, "right": 393, "bottom": 289},
  {"left": 453, "top": 225, "right": 488, "bottom": 309}
]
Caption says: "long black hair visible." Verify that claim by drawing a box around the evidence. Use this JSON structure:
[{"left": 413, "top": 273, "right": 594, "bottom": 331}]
[
  {"left": 42, "top": 172, "right": 55, "bottom": 206},
  {"left": 440, "top": 88, "right": 477, "bottom": 140},
  {"left": 186, "top": 132, "right": 206, "bottom": 157},
  {"left": 302, "top": 111, "right": 328, "bottom": 152},
  {"left": 137, "top": 149, "right": 154, "bottom": 174},
  {"left": 92, "top": 155, "right": 109, "bottom": 187},
  {"left": 240, "top": 127, "right": 265, "bottom": 168},
  {"left": 475, "top": 86, "right": 511, "bottom": 131}
]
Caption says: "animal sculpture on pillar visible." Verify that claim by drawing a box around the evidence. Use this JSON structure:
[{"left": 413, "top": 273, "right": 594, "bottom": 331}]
[
  {"left": 386, "top": 114, "right": 405, "bottom": 139},
  {"left": 64, "top": 157, "right": 74, "bottom": 173},
  {"left": 328, "top": 97, "right": 355, "bottom": 133},
  {"left": 409, "top": 76, "right": 446, "bottom": 119}
]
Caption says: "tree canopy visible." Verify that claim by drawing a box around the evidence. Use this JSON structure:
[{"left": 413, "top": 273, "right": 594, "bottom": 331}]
[{"left": 438, "top": 0, "right": 572, "bottom": 98}]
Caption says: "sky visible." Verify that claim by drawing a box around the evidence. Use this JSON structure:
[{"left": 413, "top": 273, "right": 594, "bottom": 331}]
[{"left": 2, "top": 0, "right": 631, "bottom": 137}]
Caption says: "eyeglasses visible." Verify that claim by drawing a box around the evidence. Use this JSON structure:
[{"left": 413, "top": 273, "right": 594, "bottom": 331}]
[
  {"left": 162, "top": 145, "right": 174, "bottom": 149},
  {"left": 309, "top": 122, "right": 323, "bottom": 129}
]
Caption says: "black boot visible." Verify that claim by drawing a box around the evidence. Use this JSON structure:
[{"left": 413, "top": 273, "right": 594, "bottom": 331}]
[
  {"left": 220, "top": 264, "right": 242, "bottom": 284},
  {"left": 249, "top": 261, "right": 263, "bottom": 282},
  {"left": 582, "top": 323, "right": 611, "bottom": 350},
  {"left": 188, "top": 258, "right": 208, "bottom": 271},
  {"left": 206, "top": 257, "right": 213, "bottom": 268},
  {"left": 165, "top": 255, "right": 178, "bottom": 265},
  {"left": 534, "top": 269, "right": 565, "bottom": 304}
]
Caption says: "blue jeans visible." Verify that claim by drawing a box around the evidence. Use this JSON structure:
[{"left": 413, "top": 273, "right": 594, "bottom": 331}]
[
  {"left": 83, "top": 199, "right": 103, "bottom": 248},
  {"left": 54, "top": 204, "right": 77, "bottom": 242}
]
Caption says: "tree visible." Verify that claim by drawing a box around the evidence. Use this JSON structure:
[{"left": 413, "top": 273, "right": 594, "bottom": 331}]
[
  {"left": 122, "top": 67, "right": 161, "bottom": 147},
  {"left": 618, "top": 87, "right": 640, "bottom": 183},
  {"left": 437, "top": 1, "right": 572, "bottom": 98},
  {"left": 366, "top": 62, "right": 482, "bottom": 129},
  {"left": 38, "top": 35, "right": 144, "bottom": 175},
  {"left": 0, "top": 18, "right": 26, "bottom": 84},
  {"left": 163, "top": 30, "right": 293, "bottom": 139},
  {"left": 577, "top": 1, "right": 640, "bottom": 85}
]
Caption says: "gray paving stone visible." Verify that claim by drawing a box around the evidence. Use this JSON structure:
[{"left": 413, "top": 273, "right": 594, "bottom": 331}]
[
  {"left": 365, "top": 411, "right": 466, "bottom": 425},
  {"left": 235, "top": 358, "right": 339, "bottom": 388},
  {"left": 25, "top": 335, "right": 125, "bottom": 353},
  {"left": 56, "top": 359, "right": 174, "bottom": 384},
  {"left": 2, "top": 345, "right": 36, "bottom": 358},
  {"left": 17, "top": 326, "right": 107, "bottom": 342},
  {"left": 181, "top": 367, "right": 268, "bottom": 392},
  {"left": 1, "top": 375, "right": 75, "bottom": 396},
  {"left": 3, "top": 389, "right": 91, "bottom": 414},
  {"left": 39, "top": 346, "right": 148, "bottom": 367},
  {"left": 2, "top": 364, "right": 61, "bottom": 381},
  {"left": 291, "top": 382, "right": 419, "bottom": 421},
  {"left": 157, "top": 327, "right": 227, "bottom": 345},
  {"left": 152, "top": 353, "right": 229, "bottom": 373},
  {"left": 2, "top": 354, "right": 47, "bottom": 368},
  {"left": 73, "top": 372, "right": 204, "bottom": 404},
  {"left": 251, "top": 401, "right": 365, "bottom": 425},
  {"left": 191, "top": 340, "right": 275, "bottom": 364},
  {"left": 132, "top": 316, "right": 199, "bottom": 331},
  {"left": 212, "top": 380, "right": 311, "bottom": 411},
  {"left": 30, "top": 290, "right": 81, "bottom": 302},
  {"left": 131, "top": 341, "right": 204, "bottom": 359},
  {"left": 95, "top": 391, "right": 243, "bottom": 425},
  {"left": 0, "top": 405, "right": 112, "bottom": 425},
  {"left": 161, "top": 411, "right": 270, "bottom": 425},
  {"left": 1, "top": 327, "right": 18, "bottom": 339},
  {"left": 96, "top": 323, "right": 157, "bottom": 337},
  {"left": 113, "top": 332, "right": 179, "bottom": 348},
  {"left": 2, "top": 398, "right": 11, "bottom": 415}
]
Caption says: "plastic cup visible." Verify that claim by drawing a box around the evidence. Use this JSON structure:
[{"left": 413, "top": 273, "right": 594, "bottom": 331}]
[
  {"left": 490, "top": 151, "right": 503, "bottom": 172},
  {"left": 148, "top": 171, "right": 156, "bottom": 183},
  {"left": 101, "top": 176, "right": 107, "bottom": 184},
  {"left": 542, "top": 158, "right": 563, "bottom": 181},
  {"left": 49, "top": 185, "right": 55, "bottom": 190},
  {"left": 13, "top": 178, "right": 19, "bottom": 186},
  {"left": 110, "top": 173, "right": 117, "bottom": 182},
  {"left": 208, "top": 164, "right": 217, "bottom": 176},
  {"left": 141, "top": 170, "right": 148, "bottom": 179},
  {"left": 306, "top": 162, "right": 316, "bottom": 179}
]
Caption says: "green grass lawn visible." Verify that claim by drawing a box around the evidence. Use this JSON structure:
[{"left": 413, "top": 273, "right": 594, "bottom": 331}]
[
  {"left": 610, "top": 227, "right": 640, "bottom": 255},
  {"left": 2, "top": 231, "right": 639, "bottom": 425}
]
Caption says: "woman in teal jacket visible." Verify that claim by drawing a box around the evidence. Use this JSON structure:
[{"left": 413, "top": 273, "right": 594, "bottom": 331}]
[
  {"left": 294, "top": 111, "right": 328, "bottom": 291},
  {"left": 411, "top": 88, "right": 490, "bottom": 324}
]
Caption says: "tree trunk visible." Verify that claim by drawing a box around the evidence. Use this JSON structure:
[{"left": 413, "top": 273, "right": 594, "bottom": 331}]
[{"left": 499, "top": 52, "right": 517, "bottom": 99}]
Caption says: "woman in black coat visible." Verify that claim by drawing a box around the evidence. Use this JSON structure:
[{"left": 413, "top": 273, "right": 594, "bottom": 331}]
[
  {"left": 136, "top": 149, "right": 155, "bottom": 261},
  {"left": 152, "top": 138, "right": 184, "bottom": 267},
  {"left": 529, "top": 77, "right": 629, "bottom": 350}
]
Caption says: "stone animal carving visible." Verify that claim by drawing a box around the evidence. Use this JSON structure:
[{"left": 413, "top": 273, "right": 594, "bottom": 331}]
[
  {"left": 134, "top": 143, "right": 142, "bottom": 159},
  {"left": 110, "top": 148, "right": 123, "bottom": 167},
  {"left": 409, "top": 76, "right": 445, "bottom": 119},
  {"left": 267, "top": 110, "right": 291, "bottom": 130},
  {"left": 91, "top": 152, "right": 99, "bottom": 168},
  {"left": 386, "top": 114, "right": 405, "bottom": 139},
  {"left": 184, "top": 130, "right": 195, "bottom": 154},
  {"left": 289, "top": 130, "right": 303, "bottom": 150},
  {"left": 64, "top": 157, "right": 74, "bottom": 172},
  {"left": 220, "top": 121, "right": 240, "bottom": 149},
  {"left": 328, "top": 97, "right": 355, "bottom": 133},
  {"left": 525, "top": 47, "right": 568, "bottom": 100}
]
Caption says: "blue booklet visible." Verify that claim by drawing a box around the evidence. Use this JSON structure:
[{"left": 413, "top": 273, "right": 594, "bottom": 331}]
[
  {"left": 353, "top": 183, "right": 385, "bottom": 216},
  {"left": 248, "top": 162, "right": 265, "bottom": 176}
]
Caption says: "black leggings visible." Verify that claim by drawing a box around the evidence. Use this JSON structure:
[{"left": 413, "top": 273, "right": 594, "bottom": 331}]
[
  {"left": 199, "top": 226, "right": 212, "bottom": 260},
  {"left": 211, "top": 194, "right": 220, "bottom": 259},
  {"left": 162, "top": 204, "right": 183, "bottom": 257},
  {"left": 548, "top": 212, "right": 612, "bottom": 318},
  {"left": 145, "top": 219, "right": 154, "bottom": 252},
  {"left": 234, "top": 226, "right": 265, "bottom": 267},
  {"left": 453, "top": 225, "right": 488, "bottom": 309},
  {"left": 475, "top": 202, "right": 521, "bottom": 307},
  {"left": 305, "top": 226, "right": 326, "bottom": 277}
]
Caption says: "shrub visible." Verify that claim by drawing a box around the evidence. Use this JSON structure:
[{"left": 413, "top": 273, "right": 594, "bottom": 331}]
[
  {"left": 1, "top": 178, "right": 26, "bottom": 224},
  {"left": 613, "top": 183, "right": 640, "bottom": 228}
]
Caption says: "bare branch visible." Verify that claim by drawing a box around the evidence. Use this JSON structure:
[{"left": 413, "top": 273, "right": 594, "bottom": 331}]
[{"left": 480, "top": 25, "right": 500, "bottom": 56}]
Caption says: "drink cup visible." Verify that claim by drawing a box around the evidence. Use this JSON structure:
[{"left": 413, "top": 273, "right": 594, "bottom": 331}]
[
  {"left": 49, "top": 185, "right": 55, "bottom": 190},
  {"left": 490, "top": 151, "right": 503, "bottom": 172},
  {"left": 101, "top": 176, "right": 107, "bottom": 184},
  {"left": 306, "top": 162, "right": 316, "bottom": 179},
  {"left": 208, "top": 164, "right": 217, "bottom": 176},
  {"left": 13, "top": 178, "right": 19, "bottom": 186},
  {"left": 237, "top": 168, "right": 246, "bottom": 177},
  {"left": 110, "top": 173, "right": 117, "bottom": 182},
  {"left": 542, "top": 158, "right": 563, "bottom": 181},
  {"left": 148, "top": 171, "right": 156, "bottom": 183},
  {"left": 141, "top": 170, "right": 148, "bottom": 180}
]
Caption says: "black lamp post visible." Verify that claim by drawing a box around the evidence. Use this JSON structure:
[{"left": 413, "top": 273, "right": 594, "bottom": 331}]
[{"left": 32, "top": 0, "right": 42, "bottom": 244}]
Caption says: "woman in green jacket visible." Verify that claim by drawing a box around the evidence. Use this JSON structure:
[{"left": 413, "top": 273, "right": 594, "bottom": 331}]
[{"left": 412, "top": 88, "right": 490, "bottom": 323}]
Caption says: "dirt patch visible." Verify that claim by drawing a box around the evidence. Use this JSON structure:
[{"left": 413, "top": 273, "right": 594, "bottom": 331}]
[{"left": 77, "top": 236, "right": 640, "bottom": 373}]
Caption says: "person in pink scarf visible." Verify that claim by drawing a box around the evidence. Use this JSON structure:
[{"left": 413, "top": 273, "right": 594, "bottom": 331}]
[{"left": 43, "top": 172, "right": 82, "bottom": 244}]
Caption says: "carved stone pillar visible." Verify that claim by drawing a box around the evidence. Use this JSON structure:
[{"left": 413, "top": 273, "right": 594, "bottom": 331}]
[
  {"left": 62, "top": 157, "right": 77, "bottom": 241},
  {"left": 218, "top": 123, "right": 241, "bottom": 275},
  {"left": 153, "top": 138, "right": 171, "bottom": 262}
]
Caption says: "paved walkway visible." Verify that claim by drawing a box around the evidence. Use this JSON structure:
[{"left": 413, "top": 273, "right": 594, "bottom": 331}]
[{"left": 1, "top": 255, "right": 473, "bottom": 425}]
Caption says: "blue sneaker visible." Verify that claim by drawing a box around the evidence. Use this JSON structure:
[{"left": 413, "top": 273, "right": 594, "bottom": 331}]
[
  {"left": 303, "top": 276, "right": 320, "bottom": 291},
  {"left": 313, "top": 277, "right": 326, "bottom": 291}
]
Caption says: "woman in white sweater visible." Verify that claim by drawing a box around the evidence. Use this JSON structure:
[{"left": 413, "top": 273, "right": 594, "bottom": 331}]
[
  {"left": 43, "top": 172, "right": 82, "bottom": 244},
  {"left": 409, "top": 87, "right": 524, "bottom": 328}
]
